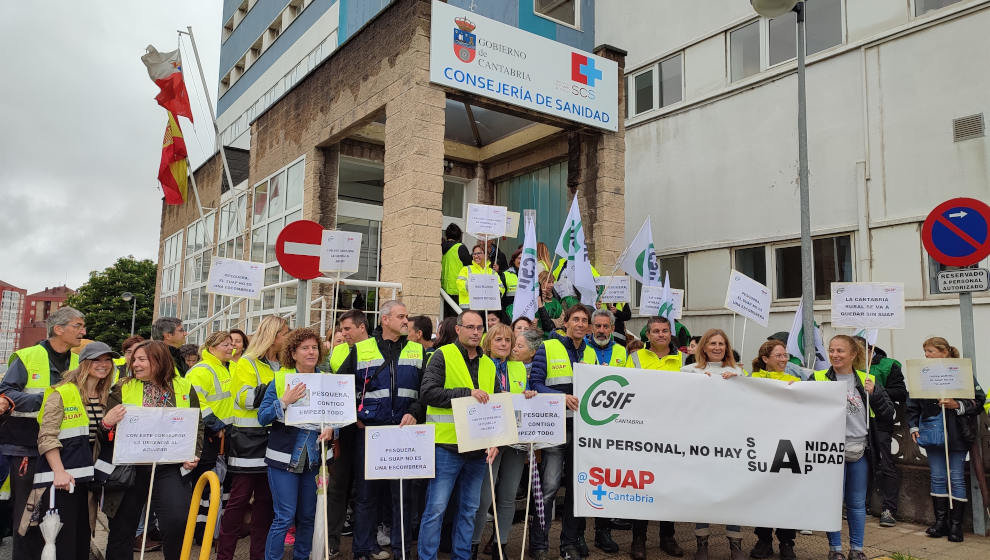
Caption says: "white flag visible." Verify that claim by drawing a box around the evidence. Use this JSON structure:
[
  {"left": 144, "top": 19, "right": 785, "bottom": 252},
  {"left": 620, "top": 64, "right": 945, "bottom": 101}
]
[
  {"left": 554, "top": 195, "right": 598, "bottom": 305},
  {"left": 659, "top": 272, "right": 677, "bottom": 337},
  {"left": 786, "top": 298, "right": 829, "bottom": 370},
  {"left": 620, "top": 218, "right": 661, "bottom": 287},
  {"left": 512, "top": 212, "right": 539, "bottom": 322},
  {"left": 854, "top": 328, "right": 878, "bottom": 346}
]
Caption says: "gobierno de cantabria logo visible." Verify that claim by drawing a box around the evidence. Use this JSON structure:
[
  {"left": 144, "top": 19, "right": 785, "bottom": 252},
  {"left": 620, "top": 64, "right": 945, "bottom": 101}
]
[{"left": 453, "top": 16, "right": 476, "bottom": 63}]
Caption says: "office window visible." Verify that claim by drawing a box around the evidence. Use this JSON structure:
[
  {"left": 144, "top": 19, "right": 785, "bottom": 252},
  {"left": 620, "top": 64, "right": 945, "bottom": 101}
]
[
  {"left": 442, "top": 179, "right": 464, "bottom": 218},
  {"left": 769, "top": 10, "right": 797, "bottom": 66},
  {"left": 730, "top": 21, "right": 760, "bottom": 82},
  {"left": 659, "top": 255, "right": 686, "bottom": 290},
  {"left": 769, "top": 0, "right": 842, "bottom": 65},
  {"left": 159, "top": 230, "right": 184, "bottom": 319},
  {"left": 735, "top": 246, "right": 767, "bottom": 285},
  {"left": 916, "top": 0, "right": 962, "bottom": 15},
  {"left": 633, "top": 69, "right": 654, "bottom": 115},
  {"left": 775, "top": 235, "right": 852, "bottom": 300},
  {"left": 659, "top": 54, "right": 683, "bottom": 107},
  {"left": 534, "top": 0, "right": 577, "bottom": 27},
  {"left": 182, "top": 212, "right": 216, "bottom": 344}
]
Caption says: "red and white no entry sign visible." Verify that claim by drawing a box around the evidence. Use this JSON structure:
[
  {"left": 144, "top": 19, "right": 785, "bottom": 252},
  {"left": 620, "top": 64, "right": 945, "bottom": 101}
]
[{"left": 275, "top": 220, "right": 325, "bottom": 280}]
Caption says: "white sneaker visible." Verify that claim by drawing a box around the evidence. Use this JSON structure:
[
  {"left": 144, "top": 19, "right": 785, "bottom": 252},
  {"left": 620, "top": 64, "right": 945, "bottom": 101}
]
[
  {"left": 370, "top": 550, "right": 391, "bottom": 560},
  {"left": 377, "top": 524, "right": 391, "bottom": 547},
  {"left": 799, "top": 530, "right": 813, "bottom": 535}
]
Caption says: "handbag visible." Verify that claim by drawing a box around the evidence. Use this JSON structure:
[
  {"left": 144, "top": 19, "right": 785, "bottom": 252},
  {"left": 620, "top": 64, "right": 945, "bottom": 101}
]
[
  {"left": 101, "top": 464, "right": 136, "bottom": 490},
  {"left": 917, "top": 413, "right": 945, "bottom": 447}
]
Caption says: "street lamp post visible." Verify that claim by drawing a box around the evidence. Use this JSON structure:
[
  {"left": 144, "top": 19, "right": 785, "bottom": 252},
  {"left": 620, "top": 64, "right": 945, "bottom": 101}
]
[
  {"left": 121, "top": 292, "right": 138, "bottom": 336},
  {"left": 751, "top": 0, "right": 815, "bottom": 367}
]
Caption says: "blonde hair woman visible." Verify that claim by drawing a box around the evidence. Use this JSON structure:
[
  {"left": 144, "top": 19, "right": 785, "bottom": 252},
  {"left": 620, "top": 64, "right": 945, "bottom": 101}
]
[{"left": 217, "top": 316, "right": 289, "bottom": 560}]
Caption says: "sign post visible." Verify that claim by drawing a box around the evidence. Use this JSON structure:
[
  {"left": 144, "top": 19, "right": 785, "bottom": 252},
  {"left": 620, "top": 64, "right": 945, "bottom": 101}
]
[
  {"left": 922, "top": 197, "right": 990, "bottom": 536},
  {"left": 275, "top": 220, "right": 325, "bottom": 327}
]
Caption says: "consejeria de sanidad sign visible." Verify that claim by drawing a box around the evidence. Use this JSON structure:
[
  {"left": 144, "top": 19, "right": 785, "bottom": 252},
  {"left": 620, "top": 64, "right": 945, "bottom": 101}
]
[{"left": 429, "top": 1, "right": 619, "bottom": 132}]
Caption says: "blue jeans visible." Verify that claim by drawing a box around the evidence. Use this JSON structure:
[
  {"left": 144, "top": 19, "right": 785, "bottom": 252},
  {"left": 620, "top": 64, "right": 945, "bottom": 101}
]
[
  {"left": 353, "top": 432, "right": 413, "bottom": 557},
  {"left": 827, "top": 456, "right": 868, "bottom": 551},
  {"left": 926, "top": 447, "right": 968, "bottom": 501},
  {"left": 417, "top": 446, "right": 487, "bottom": 560},
  {"left": 266, "top": 466, "right": 318, "bottom": 560}
]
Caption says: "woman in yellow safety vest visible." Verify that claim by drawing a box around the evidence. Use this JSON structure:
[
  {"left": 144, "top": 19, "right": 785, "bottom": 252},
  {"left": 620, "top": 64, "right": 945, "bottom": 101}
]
[
  {"left": 219, "top": 316, "right": 288, "bottom": 560},
  {"left": 257, "top": 327, "right": 334, "bottom": 560},
  {"left": 746, "top": 340, "right": 799, "bottom": 560},
  {"left": 34, "top": 341, "right": 119, "bottom": 560},
  {"left": 813, "top": 335, "right": 894, "bottom": 560},
  {"left": 456, "top": 243, "right": 505, "bottom": 309},
  {"left": 471, "top": 324, "right": 537, "bottom": 558},
  {"left": 99, "top": 340, "right": 202, "bottom": 560}
]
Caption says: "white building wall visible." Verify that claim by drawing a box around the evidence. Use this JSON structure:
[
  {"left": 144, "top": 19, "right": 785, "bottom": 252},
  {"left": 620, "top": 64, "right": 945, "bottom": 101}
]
[{"left": 606, "top": 0, "right": 990, "bottom": 386}]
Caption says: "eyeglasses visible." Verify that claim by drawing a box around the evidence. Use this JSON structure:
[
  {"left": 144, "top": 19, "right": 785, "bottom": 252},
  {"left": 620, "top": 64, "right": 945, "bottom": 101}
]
[
  {"left": 459, "top": 324, "right": 484, "bottom": 331},
  {"left": 770, "top": 353, "right": 790, "bottom": 359}
]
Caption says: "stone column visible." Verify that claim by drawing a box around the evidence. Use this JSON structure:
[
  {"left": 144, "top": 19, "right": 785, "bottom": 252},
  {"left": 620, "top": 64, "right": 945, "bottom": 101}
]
[{"left": 381, "top": 84, "right": 446, "bottom": 316}]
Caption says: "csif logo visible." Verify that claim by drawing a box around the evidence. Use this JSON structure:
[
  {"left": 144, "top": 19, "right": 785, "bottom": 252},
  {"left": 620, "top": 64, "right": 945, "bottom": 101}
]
[
  {"left": 516, "top": 247, "right": 538, "bottom": 292},
  {"left": 580, "top": 375, "right": 635, "bottom": 426},
  {"left": 635, "top": 244, "right": 659, "bottom": 282}
]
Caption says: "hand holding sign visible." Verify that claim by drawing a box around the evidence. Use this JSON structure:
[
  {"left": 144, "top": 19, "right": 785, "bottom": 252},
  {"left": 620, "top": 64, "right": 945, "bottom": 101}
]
[{"left": 451, "top": 393, "right": 518, "bottom": 453}]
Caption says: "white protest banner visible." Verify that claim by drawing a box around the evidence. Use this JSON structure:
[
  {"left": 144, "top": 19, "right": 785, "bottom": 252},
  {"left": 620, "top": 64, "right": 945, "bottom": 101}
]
[
  {"left": 724, "top": 270, "right": 771, "bottom": 327},
  {"left": 283, "top": 374, "right": 357, "bottom": 427},
  {"left": 319, "top": 230, "right": 363, "bottom": 274},
  {"left": 638, "top": 287, "right": 683, "bottom": 319},
  {"left": 113, "top": 407, "right": 200, "bottom": 464},
  {"left": 451, "top": 392, "right": 518, "bottom": 452},
  {"left": 206, "top": 257, "right": 265, "bottom": 299},
  {"left": 364, "top": 425, "right": 436, "bottom": 480},
  {"left": 467, "top": 273, "right": 502, "bottom": 310},
  {"left": 904, "top": 359, "right": 976, "bottom": 400},
  {"left": 466, "top": 203, "right": 508, "bottom": 239},
  {"left": 573, "top": 364, "right": 846, "bottom": 530},
  {"left": 830, "top": 282, "right": 905, "bottom": 329},
  {"left": 511, "top": 393, "right": 566, "bottom": 449},
  {"left": 595, "top": 276, "right": 631, "bottom": 304}
]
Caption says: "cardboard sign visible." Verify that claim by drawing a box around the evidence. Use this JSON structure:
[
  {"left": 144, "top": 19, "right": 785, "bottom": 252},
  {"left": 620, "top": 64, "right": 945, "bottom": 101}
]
[
  {"left": 283, "top": 374, "right": 357, "bottom": 427},
  {"left": 595, "top": 276, "right": 631, "bottom": 304},
  {"left": 511, "top": 393, "right": 566, "bottom": 449},
  {"left": 724, "top": 270, "right": 771, "bottom": 327},
  {"left": 505, "top": 211, "right": 520, "bottom": 238},
  {"left": 904, "top": 359, "right": 976, "bottom": 399},
  {"left": 113, "top": 407, "right": 200, "bottom": 464},
  {"left": 639, "top": 286, "right": 684, "bottom": 319},
  {"left": 364, "top": 425, "right": 436, "bottom": 480},
  {"left": 451, "top": 392, "right": 518, "bottom": 452},
  {"left": 466, "top": 204, "right": 508, "bottom": 239},
  {"left": 206, "top": 257, "right": 265, "bottom": 299},
  {"left": 467, "top": 273, "right": 502, "bottom": 310},
  {"left": 830, "top": 282, "right": 905, "bottom": 329},
  {"left": 319, "top": 230, "right": 363, "bottom": 274}
]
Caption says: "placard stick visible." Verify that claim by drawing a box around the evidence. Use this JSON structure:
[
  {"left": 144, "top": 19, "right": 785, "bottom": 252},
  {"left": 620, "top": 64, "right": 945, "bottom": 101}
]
[
  {"left": 731, "top": 314, "right": 737, "bottom": 346},
  {"left": 942, "top": 404, "right": 954, "bottom": 510},
  {"left": 329, "top": 270, "right": 342, "bottom": 348},
  {"left": 740, "top": 318, "right": 748, "bottom": 360},
  {"left": 520, "top": 443, "right": 534, "bottom": 560},
  {"left": 399, "top": 478, "right": 406, "bottom": 560},
  {"left": 866, "top": 343, "right": 874, "bottom": 433},
  {"left": 139, "top": 462, "right": 158, "bottom": 560},
  {"left": 488, "top": 460, "right": 504, "bottom": 560},
  {"left": 321, "top": 423, "right": 330, "bottom": 559}
]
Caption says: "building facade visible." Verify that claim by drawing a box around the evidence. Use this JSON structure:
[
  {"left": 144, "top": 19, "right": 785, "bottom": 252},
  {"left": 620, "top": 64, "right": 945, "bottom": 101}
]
[
  {"left": 155, "top": 0, "right": 624, "bottom": 343},
  {"left": 20, "top": 286, "right": 75, "bottom": 349},
  {"left": 0, "top": 281, "right": 27, "bottom": 373},
  {"left": 599, "top": 0, "right": 990, "bottom": 383}
]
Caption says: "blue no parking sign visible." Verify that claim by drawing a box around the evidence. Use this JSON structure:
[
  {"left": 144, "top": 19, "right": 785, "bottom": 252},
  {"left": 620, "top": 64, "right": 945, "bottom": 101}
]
[{"left": 922, "top": 198, "right": 990, "bottom": 267}]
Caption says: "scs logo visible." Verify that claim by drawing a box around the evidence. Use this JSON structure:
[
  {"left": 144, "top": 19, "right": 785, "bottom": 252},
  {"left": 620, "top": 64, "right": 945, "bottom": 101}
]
[{"left": 579, "top": 375, "right": 635, "bottom": 426}]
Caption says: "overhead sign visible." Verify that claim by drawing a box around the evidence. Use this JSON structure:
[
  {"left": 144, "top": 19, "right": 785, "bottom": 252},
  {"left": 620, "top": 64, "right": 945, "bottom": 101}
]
[
  {"left": 364, "top": 425, "right": 436, "bottom": 480},
  {"left": 430, "top": 0, "right": 619, "bottom": 131},
  {"left": 830, "top": 282, "right": 905, "bottom": 329},
  {"left": 904, "top": 358, "right": 976, "bottom": 400},
  {"left": 206, "top": 257, "right": 265, "bottom": 299},
  {"left": 573, "top": 364, "right": 846, "bottom": 530},
  {"left": 724, "top": 270, "right": 771, "bottom": 327},
  {"left": 113, "top": 407, "right": 199, "bottom": 464},
  {"left": 319, "top": 230, "right": 363, "bottom": 275},
  {"left": 937, "top": 268, "right": 989, "bottom": 293},
  {"left": 922, "top": 197, "right": 990, "bottom": 267},
  {"left": 275, "top": 220, "right": 324, "bottom": 280},
  {"left": 283, "top": 374, "right": 357, "bottom": 427},
  {"left": 466, "top": 203, "right": 508, "bottom": 238}
]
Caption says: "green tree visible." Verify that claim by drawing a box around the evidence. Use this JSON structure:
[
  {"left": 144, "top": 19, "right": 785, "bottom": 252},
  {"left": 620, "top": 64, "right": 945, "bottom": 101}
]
[{"left": 66, "top": 256, "right": 157, "bottom": 350}]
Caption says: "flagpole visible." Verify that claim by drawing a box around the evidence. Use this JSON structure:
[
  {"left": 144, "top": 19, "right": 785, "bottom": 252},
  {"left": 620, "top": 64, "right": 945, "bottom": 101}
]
[
  {"left": 185, "top": 159, "right": 208, "bottom": 226},
  {"left": 179, "top": 27, "right": 237, "bottom": 198}
]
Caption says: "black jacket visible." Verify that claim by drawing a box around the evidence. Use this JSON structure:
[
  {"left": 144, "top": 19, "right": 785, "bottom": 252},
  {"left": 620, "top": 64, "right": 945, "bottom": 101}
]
[
  {"left": 868, "top": 348, "right": 907, "bottom": 433},
  {"left": 337, "top": 334, "right": 426, "bottom": 424},
  {"left": 906, "top": 383, "right": 986, "bottom": 452}
]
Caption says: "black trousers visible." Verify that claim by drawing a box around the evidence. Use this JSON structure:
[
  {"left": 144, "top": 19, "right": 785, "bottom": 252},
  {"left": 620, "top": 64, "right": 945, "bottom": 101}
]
[
  {"left": 632, "top": 520, "right": 677, "bottom": 539},
  {"left": 8, "top": 455, "right": 44, "bottom": 560},
  {"left": 106, "top": 464, "right": 191, "bottom": 560},
  {"left": 870, "top": 430, "right": 900, "bottom": 513},
  {"left": 51, "top": 483, "right": 91, "bottom": 560},
  {"left": 326, "top": 424, "right": 356, "bottom": 548},
  {"left": 754, "top": 527, "right": 796, "bottom": 544}
]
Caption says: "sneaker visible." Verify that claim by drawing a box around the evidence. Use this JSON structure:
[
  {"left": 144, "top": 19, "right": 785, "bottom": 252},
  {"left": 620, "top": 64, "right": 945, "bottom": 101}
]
[
  {"left": 799, "top": 530, "right": 813, "bottom": 535},
  {"left": 848, "top": 551, "right": 867, "bottom": 560},
  {"left": 879, "top": 509, "right": 896, "bottom": 527},
  {"left": 285, "top": 531, "right": 296, "bottom": 546},
  {"left": 828, "top": 552, "right": 845, "bottom": 560},
  {"left": 370, "top": 550, "right": 392, "bottom": 560},
  {"left": 378, "top": 523, "right": 392, "bottom": 547},
  {"left": 343, "top": 507, "right": 354, "bottom": 536},
  {"left": 329, "top": 546, "right": 341, "bottom": 559}
]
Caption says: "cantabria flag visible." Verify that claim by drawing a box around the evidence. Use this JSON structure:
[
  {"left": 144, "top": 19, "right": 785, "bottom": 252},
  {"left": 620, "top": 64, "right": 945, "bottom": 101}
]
[
  {"left": 512, "top": 211, "right": 539, "bottom": 322},
  {"left": 786, "top": 297, "right": 829, "bottom": 370},
  {"left": 620, "top": 218, "right": 661, "bottom": 287},
  {"left": 555, "top": 195, "right": 598, "bottom": 305}
]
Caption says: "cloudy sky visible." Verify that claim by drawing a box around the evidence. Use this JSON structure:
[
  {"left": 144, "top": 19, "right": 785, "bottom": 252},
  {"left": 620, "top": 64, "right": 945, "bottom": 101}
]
[{"left": 0, "top": 2, "right": 221, "bottom": 294}]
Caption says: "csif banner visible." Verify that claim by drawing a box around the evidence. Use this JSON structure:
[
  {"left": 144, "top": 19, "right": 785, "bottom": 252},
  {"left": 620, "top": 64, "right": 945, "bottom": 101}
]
[{"left": 572, "top": 364, "right": 846, "bottom": 531}]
